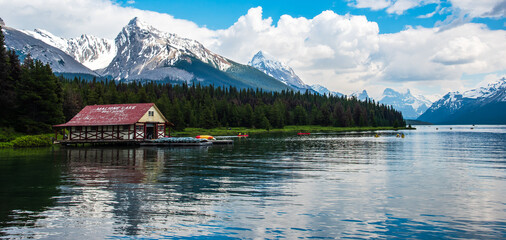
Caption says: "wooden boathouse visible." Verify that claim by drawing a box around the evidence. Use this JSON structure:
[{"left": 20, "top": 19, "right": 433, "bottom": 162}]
[{"left": 53, "top": 103, "right": 173, "bottom": 144}]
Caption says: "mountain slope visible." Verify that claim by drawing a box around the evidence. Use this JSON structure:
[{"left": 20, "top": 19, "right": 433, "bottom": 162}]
[
  {"left": 22, "top": 29, "right": 116, "bottom": 70},
  {"left": 311, "top": 84, "right": 343, "bottom": 97},
  {"left": 351, "top": 90, "right": 371, "bottom": 101},
  {"left": 418, "top": 78, "right": 506, "bottom": 124},
  {"left": 379, "top": 88, "right": 432, "bottom": 119},
  {"left": 2, "top": 26, "right": 97, "bottom": 75},
  {"left": 248, "top": 51, "right": 310, "bottom": 91}
]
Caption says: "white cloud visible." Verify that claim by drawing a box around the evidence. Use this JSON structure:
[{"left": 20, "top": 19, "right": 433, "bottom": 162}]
[
  {"left": 210, "top": 8, "right": 505, "bottom": 96},
  {"left": 431, "top": 36, "right": 489, "bottom": 65},
  {"left": 0, "top": 0, "right": 504, "bottom": 98},
  {"left": 449, "top": 0, "right": 505, "bottom": 18},
  {"left": 350, "top": 0, "right": 440, "bottom": 15},
  {"left": 349, "top": 0, "right": 392, "bottom": 10},
  {"left": 209, "top": 8, "right": 382, "bottom": 94},
  {"left": 0, "top": 0, "right": 216, "bottom": 42},
  {"left": 351, "top": 0, "right": 505, "bottom": 20}
]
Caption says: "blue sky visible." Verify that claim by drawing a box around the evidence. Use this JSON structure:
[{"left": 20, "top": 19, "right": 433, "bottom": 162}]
[
  {"left": 122, "top": 0, "right": 504, "bottom": 33},
  {"left": 0, "top": 0, "right": 505, "bottom": 99}
]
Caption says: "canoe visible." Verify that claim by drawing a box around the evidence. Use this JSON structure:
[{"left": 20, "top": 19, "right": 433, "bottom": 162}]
[{"left": 196, "top": 135, "right": 215, "bottom": 140}]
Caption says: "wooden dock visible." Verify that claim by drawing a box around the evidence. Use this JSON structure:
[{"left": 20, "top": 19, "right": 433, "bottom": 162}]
[{"left": 55, "top": 138, "right": 233, "bottom": 147}]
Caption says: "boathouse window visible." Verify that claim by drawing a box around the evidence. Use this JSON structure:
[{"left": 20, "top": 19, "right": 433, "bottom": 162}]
[
  {"left": 75, "top": 127, "right": 82, "bottom": 132},
  {"left": 91, "top": 126, "right": 97, "bottom": 131},
  {"left": 158, "top": 125, "right": 164, "bottom": 131},
  {"left": 136, "top": 125, "right": 143, "bottom": 131},
  {"left": 148, "top": 111, "right": 154, "bottom": 116},
  {"left": 123, "top": 125, "right": 129, "bottom": 130}
]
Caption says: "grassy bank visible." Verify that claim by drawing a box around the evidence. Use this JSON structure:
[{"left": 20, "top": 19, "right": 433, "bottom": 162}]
[
  {"left": 0, "top": 128, "right": 55, "bottom": 148},
  {"left": 172, "top": 125, "right": 411, "bottom": 137}
]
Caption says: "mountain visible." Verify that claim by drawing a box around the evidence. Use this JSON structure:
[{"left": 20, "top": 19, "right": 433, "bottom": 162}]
[
  {"left": 418, "top": 78, "right": 506, "bottom": 124},
  {"left": 351, "top": 90, "right": 371, "bottom": 101},
  {"left": 310, "top": 84, "right": 343, "bottom": 97},
  {"left": 100, "top": 18, "right": 288, "bottom": 91},
  {"left": 23, "top": 29, "right": 116, "bottom": 70},
  {"left": 2, "top": 25, "right": 97, "bottom": 76},
  {"left": 379, "top": 88, "right": 432, "bottom": 119},
  {"left": 248, "top": 51, "right": 311, "bottom": 91},
  {"left": 3, "top": 17, "right": 289, "bottom": 92}
]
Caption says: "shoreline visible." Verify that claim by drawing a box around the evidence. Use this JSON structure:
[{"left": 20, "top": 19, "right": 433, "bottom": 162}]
[
  {"left": 0, "top": 126, "right": 412, "bottom": 149},
  {"left": 173, "top": 125, "right": 413, "bottom": 137}
]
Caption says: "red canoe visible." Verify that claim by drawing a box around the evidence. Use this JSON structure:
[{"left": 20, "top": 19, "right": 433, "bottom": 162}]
[{"left": 297, "top": 133, "right": 311, "bottom": 135}]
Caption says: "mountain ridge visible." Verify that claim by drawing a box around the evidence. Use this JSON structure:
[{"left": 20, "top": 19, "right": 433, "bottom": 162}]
[
  {"left": 3, "top": 17, "right": 290, "bottom": 92},
  {"left": 418, "top": 78, "right": 506, "bottom": 124},
  {"left": 2, "top": 25, "right": 98, "bottom": 75}
]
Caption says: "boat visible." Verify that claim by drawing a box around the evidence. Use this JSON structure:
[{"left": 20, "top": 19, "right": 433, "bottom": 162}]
[
  {"left": 238, "top": 133, "right": 249, "bottom": 137},
  {"left": 196, "top": 135, "right": 215, "bottom": 140},
  {"left": 297, "top": 132, "right": 311, "bottom": 135}
]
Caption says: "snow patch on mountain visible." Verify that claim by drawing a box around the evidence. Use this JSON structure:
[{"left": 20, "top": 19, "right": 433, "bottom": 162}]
[
  {"left": 418, "top": 78, "right": 506, "bottom": 124},
  {"left": 379, "top": 88, "right": 432, "bottom": 119},
  {"left": 22, "top": 29, "right": 116, "bottom": 70},
  {"left": 351, "top": 90, "right": 371, "bottom": 101},
  {"left": 310, "top": 84, "right": 343, "bottom": 97},
  {"left": 3, "top": 26, "right": 97, "bottom": 75},
  {"left": 462, "top": 78, "right": 506, "bottom": 100},
  {"left": 248, "top": 51, "right": 309, "bottom": 90}
]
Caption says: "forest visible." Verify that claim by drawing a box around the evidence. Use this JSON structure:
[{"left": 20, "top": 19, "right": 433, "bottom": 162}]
[{"left": 0, "top": 26, "right": 405, "bottom": 134}]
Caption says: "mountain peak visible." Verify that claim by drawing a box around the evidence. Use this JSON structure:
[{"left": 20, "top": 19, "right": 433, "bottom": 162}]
[
  {"left": 128, "top": 17, "right": 140, "bottom": 26},
  {"left": 250, "top": 50, "right": 276, "bottom": 65},
  {"left": 379, "top": 88, "right": 432, "bottom": 119},
  {"left": 249, "top": 50, "right": 309, "bottom": 90},
  {"left": 0, "top": 17, "right": 5, "bottom": 27},
  {"left": 126, "top": 17, "right": 152, "bottom": 31},
  {"left": 351, "top": 90, "right": 371, "bottom": 101},
  {"left": 311, "top": 84, "right": 343, "bottom": 97}
]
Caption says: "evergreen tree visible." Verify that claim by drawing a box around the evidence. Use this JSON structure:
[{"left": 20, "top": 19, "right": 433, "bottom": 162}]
[{"left": 0, "top": 28, "right": 18, "bottom": 126}]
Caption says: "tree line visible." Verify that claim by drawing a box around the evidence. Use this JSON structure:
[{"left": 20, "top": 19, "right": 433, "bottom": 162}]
[
  {"left": 61, "top": 78, "right": 405, "bottom": 130},
  {"left": 0, "top": 26, "right": 405, "bottom": 134}
]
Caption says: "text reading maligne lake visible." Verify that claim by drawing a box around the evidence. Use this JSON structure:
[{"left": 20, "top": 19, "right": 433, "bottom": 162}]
[{"left": 1, "top": 125, "right": 505, "bottom": 239}]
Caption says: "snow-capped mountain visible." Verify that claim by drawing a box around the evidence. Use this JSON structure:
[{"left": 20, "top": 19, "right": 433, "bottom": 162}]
[
  {"left": 351, "top": 90, "right": 371, "bottom": 101},
  {"left": 2, "top": 25, "right": 97, "bottom": 75},
  {"left": 418, "top": 78, "right": 506, "bottom": 124},
  {"left": 248, "top": 51, "right": 310, "bottom": 91},
  {"left": 102, "top": 17, "right": 234, "bottom": 81},
  {"left": 379, "top": 88, "right": 432, "bottom": 119},
  {"left": 103, "top": 17, "right": 232, "bottom": 81},
  {"left": 22, "top": 29, "right": 116, "bottom": 70},
  {"left": 310, "top": 84, "right": 343, "bottom": 97},
  {"left": 3, "top": 17, "right": 289, "bottom": 92},
  {"left": 99, "top": 18, "right": 288, "bottom": 91}
]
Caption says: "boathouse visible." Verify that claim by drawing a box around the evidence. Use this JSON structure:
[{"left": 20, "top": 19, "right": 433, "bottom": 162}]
[{"left": 54, "top": 103, "right": 173, "bottom": 143}]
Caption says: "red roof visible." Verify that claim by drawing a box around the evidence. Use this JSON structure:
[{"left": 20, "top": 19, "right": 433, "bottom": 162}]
[{"left": 54, "top": 103, "right": 158, "bottom": 127}]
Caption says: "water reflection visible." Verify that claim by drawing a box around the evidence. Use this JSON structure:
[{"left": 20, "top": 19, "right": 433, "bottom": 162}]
[
  {"left": 0, "top": 148, "right": 61, "bottom": 237},
  {"left": 0, "top": 126, "right": 505, "bottom": 239}
]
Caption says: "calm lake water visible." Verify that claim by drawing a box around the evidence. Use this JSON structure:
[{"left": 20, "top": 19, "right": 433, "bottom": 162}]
[{"left": 1, "top": 125, "right": 505, "bottom": 239}]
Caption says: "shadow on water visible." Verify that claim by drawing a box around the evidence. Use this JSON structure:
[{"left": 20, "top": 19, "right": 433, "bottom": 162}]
[{"left": 0, "top": 148, "right": 62, "bottom": 236}]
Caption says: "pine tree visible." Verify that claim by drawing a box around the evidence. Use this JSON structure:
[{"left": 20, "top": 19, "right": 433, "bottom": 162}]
[{"left": 0, "top": 28, "right": 18, "bottom": 126}]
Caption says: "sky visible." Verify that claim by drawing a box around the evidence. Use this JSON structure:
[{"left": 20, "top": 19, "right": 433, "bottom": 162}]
[{"left": 0, "top": 0, "right": 505, "bottom": 100}]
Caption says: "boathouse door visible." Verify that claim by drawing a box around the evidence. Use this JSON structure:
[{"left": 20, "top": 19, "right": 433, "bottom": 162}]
[{"left": 145, "top": 123, "right": 155, "bottom": 139}]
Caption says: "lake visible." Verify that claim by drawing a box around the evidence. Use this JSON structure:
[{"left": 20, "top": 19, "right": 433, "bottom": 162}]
[{"left": 1, "top": 125, "right": 505, "bottom": 239}]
